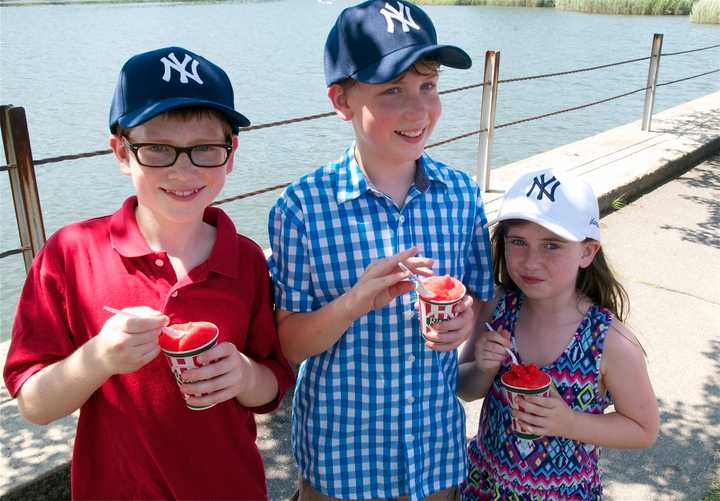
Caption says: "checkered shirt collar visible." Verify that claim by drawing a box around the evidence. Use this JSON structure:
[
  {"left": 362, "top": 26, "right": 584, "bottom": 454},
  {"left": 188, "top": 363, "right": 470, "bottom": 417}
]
[{"left": 335, "top": 144, "right": 449, "bottom": 205}]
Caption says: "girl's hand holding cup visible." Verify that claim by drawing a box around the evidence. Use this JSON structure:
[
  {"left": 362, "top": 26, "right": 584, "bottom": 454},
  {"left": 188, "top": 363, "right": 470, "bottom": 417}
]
[{"left": 511, "top": 385, "right": 575, "bottom": 440}]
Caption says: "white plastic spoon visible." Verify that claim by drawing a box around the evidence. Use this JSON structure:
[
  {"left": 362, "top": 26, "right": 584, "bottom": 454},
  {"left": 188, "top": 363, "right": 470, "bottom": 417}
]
[
  {"left": 397, "top": 262, "right": 433, "bottom": 297},
  {"left": 103, "top": 306, "right": 183, "bottom": 338},
  {"left": 485, "top": 322, "right": 519, "bottom": 364}
]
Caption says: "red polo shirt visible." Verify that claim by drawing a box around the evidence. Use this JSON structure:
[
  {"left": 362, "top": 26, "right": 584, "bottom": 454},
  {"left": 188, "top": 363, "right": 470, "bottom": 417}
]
[{"left": 4, "top": 197, "right": 294, "bottom": 501}]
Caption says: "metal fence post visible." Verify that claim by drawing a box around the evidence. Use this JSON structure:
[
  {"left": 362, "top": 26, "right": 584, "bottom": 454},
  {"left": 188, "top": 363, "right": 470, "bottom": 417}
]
[
  {"left": 476, "top": 50, "right": 500, "bottom": 192},
  {"left": 641, "top": 33, "right": 663, "bottom": 131},
  {"left": 1, "top": 105, "right": 46, "bottom": 272}
]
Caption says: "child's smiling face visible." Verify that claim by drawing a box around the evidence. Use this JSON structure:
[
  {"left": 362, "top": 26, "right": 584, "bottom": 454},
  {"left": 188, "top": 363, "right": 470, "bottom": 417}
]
[
  {"left": 333, "top": 64, "right": 441, "bottom": 172},
  {"left": 112, "top": 113, "right": 236, "bottom": 226}
]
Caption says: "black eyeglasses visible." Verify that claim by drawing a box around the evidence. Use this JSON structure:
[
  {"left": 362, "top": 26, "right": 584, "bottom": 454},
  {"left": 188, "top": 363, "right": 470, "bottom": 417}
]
[{"left": 123, "top": 139, "right": 232, "bottom": 168}]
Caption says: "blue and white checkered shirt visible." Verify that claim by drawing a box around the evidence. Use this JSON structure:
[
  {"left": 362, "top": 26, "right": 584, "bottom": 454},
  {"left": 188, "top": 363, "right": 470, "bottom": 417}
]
[{"left": 268, "top": 145, "right": 494, "bottom": 501}]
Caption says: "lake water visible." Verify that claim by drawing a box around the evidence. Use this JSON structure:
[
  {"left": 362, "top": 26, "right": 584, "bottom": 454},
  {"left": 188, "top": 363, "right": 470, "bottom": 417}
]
[{"left": 0, "top": 0, "right": 718, "bottom": 340}]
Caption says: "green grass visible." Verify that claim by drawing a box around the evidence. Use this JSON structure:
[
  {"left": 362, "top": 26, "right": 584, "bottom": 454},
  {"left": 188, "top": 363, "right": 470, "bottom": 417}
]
[
  {"left": 703, "top": 478, "right": 720, "bottom": 501},
  {"left": 610, "top": 195, "right": 628, "bottom": 210},
  {"left": 414, "top": 0, "right": 555, "bottom": 6},
  {"left": 555, "top": 0, "right": 693, "bottom": 14},
  {"left": 416, "top": 0, "right": 694, "bottom": 13},
  {"left": 691, "top": 0, "right": 720, "bottom": 22}
]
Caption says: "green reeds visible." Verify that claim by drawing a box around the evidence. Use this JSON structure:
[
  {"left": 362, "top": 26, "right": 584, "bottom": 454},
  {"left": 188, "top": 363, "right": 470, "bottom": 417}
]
[
  {"left": 691, "top": 0, "right": 720, "bottom": 23},
  {"left": 554, "top": 0, "right": 693, "bottom": 14},
  {"left": 414, "top": 0, "right": 555, "bottom": 6}
]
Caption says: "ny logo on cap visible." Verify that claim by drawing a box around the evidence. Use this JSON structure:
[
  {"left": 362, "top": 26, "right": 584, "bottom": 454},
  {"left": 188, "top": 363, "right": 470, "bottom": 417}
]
[
  {"left": 526, "top": 174, "right": 561, "bottom": 202},
  {"left": 379, "top": 1, "right": 420, "bottom": 34},
  {"left": 160, "top": 52, "right": 204, "bottom": 85}
]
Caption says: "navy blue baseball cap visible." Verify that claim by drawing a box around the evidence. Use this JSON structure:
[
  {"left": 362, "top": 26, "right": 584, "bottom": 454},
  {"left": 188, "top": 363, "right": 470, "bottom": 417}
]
[
  {"left": 109, "top": 47, "right": 250, "bottom": 134},
  {"left": 324, "top": 0, "right": 472, "bottom": 86}
]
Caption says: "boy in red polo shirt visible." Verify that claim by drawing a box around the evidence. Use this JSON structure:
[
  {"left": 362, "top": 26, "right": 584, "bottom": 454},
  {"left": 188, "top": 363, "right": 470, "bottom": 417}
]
[{"left": 3, "top": 46, "right": 294, "bottom": 500}]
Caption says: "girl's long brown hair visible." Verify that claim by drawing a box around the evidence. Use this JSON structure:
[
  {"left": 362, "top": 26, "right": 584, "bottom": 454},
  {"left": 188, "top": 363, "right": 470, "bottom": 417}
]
[{"left": 491, "top": 220, "right": 629, "bottom": 321}]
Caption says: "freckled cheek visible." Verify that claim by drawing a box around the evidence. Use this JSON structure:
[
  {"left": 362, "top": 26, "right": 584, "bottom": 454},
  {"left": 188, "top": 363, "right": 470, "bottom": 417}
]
[{"left": 505, "top": 248, "right": 526, "bottom": 270}]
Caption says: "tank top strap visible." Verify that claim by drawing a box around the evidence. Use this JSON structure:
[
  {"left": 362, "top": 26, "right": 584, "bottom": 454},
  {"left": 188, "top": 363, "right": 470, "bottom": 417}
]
[{"left": 488, "top": 290, "right": 522, "bottom": 333}]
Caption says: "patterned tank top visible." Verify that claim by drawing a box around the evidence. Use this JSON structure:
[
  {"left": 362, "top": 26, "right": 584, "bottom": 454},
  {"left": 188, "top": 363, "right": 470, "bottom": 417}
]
[{"left": 461, "top": 291, "right": 613, "bottom": 501}]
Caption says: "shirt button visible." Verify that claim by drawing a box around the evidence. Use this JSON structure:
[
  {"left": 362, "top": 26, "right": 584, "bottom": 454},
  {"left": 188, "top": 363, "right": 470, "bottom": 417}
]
[
  {"left": 407, "top": 395, "right": 415, "bottom": 404},
  {"left": 398, "top": 215, "right": 405, "bottom": 223},
  {"left": 154, "top": 259, "right": 164, "bottom": 267},
  {"left": 170, "top": 291, "right": 178, "bottom": 298},
  {"left": 407, "top": 354, "right": 415, "bottom": 365}
]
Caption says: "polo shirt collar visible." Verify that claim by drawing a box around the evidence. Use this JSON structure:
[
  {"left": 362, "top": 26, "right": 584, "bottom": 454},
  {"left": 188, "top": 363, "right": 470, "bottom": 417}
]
[
  {"left": 109, "top": 196, "right": 240, "bottom": 279},
  {"left": 335, "top": 145, "right": 449, "bottom": 205},
  {"left": 109, "top": 197, "right": 152, "bottom": 257},
  {"left": 203, "top": 206, "right": 240, "bottom": 279}
]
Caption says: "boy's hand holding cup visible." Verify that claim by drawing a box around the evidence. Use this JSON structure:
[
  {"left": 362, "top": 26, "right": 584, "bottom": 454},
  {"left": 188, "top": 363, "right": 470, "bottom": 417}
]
[
  {"left": 417, "top": 275, "right": 469, "bottom": 350},
  {"left": 179, "top": 342, "right": 256, "bottom": 409},
  {"left": 343, "top": 248, "right": 430, "bottom": 320},
  {"left": 98, "top": 306, "right": 167, "bottom": 375}
]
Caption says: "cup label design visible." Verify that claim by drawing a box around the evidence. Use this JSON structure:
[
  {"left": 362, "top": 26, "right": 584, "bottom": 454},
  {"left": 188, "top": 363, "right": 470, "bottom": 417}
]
[
  {"left": 422, "top": 302, "right": 459, "bottom": 329},
  {"left": 417, "top": 276, "right": 465, "bottom": 340},
  {"left": 501, "top": 368, "right": 552, "bottom": 440},
  {"left": 160, "top": 325, "right": 218, "bottom": 411}
]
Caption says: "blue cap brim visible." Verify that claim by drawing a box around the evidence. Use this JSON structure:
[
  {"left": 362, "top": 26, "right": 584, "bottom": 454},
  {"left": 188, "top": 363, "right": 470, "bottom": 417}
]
[
  {"left": 352, "top": 44, "right": 472, "bottom": 84},
  {"left": 114, "top": 97, "right": 250, "bottom": 133}
]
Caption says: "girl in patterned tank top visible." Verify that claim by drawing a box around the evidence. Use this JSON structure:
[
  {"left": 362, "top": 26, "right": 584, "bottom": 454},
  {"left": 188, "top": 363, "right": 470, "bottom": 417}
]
[{"left": 458, "top": 168, "right": 659, "bottom": 500}]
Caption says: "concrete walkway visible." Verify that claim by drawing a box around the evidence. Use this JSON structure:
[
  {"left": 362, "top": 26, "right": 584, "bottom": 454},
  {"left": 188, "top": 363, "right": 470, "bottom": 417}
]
[
  {"left": 599, "top": 153, "right": 720, "bottom": 500},
  {"left": 2, "top": 92, "right": 719, "bottom": 499}
]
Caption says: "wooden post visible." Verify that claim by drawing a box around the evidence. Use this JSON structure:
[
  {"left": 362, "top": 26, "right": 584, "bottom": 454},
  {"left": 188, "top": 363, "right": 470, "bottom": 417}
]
[{"left": 1, "top": 105, "right": 46, "bottom": 272}]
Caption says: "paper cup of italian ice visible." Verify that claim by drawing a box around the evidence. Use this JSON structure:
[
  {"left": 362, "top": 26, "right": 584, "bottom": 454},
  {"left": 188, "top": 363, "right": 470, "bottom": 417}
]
[
  {"left": 418, "top": 275, "right": 466, "bottom": 342},
  {"left": 500, "top": 363, "right": 552, "bottom": 439},
  {"left": 159, "top": 321, "right": 219, "bottom": 410}
]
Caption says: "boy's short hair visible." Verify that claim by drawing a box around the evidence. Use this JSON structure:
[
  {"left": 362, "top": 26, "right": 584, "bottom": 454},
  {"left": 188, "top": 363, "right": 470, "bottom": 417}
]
[
  {"left": 337, "top": 59, "right": 440, "bottom": 90},
  {"left": 109, "top": 46, "right": 250, "bottom": 134},
  {"left": 324, "top": 0, "right": 471, "bottom": 86},
  {"left": 115, "top": 106, "right": 233, "bottom": 141}
]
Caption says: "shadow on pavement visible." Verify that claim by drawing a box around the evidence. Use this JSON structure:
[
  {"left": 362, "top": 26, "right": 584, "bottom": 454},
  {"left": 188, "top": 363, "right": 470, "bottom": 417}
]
[
  {"left": 0, "top": 391, "right": 298, "bottom": 501},
  {"left": 0, "top": 394, "right": 74, "bottom": 500},
  {"left": 660, "top": 160, "right": 720, "bottom": 250},
  {"left": 257, "top": 391, "right": 296, "bottom": 500},
  {"left": 603, "top": 338, "right": 720, "bottom": 498}
]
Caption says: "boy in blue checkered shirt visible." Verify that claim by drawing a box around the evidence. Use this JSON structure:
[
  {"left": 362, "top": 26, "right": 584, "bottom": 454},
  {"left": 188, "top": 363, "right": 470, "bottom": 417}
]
[{"left": 268, "top": 1, "right": 494, "bottom": 500}]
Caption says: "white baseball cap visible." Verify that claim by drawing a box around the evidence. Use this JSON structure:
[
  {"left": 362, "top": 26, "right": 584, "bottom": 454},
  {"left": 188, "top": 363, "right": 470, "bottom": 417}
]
[{"left": 493, "top": 168, "right": 601, "bottom": 242}]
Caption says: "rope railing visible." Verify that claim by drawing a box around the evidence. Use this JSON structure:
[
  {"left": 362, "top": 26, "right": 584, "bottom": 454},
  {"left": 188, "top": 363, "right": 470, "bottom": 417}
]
[
  {"left": 422, "top": 86, "right": 651, "bottom": 149},
  {"left": 498, "top": 55, "right": 651, "bottom": 84},
  {"left": 1, "top": 39, "right": 719, "bottom": 261},
  {"left": 661, "top": 43, "right": 720, "bottom": 57},
  {"left": 0, "top": 248, "right": 26, "bottom": 259},
  {"left": 240, "top": 111, "right": 336, "bottom": 132},
  {"left": 656, "top": 69, "right": 720, "bottom": 88}
]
